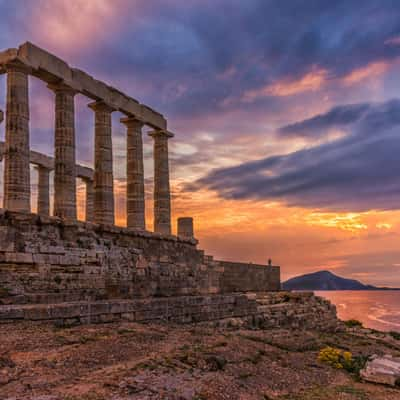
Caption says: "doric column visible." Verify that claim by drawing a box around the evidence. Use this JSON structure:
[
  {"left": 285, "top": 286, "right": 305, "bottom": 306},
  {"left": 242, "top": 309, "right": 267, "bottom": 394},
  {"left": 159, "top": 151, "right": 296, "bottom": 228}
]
[
  {"left": 121, "top": 117, "right": 145, "bottom": 230},
  {"left": 49, "top": 83, "right": 77, "bottom": 220},
  {"left": 0, "top": 109, "right": 3, "bottom": 162},
  {"left": 36, "top": 165, "right": 50, "bottom": 216},
  {"left": 148, "top": 130, "right": 174, "bottom": 235},
  {"left": 88, "top": 101, "right": 115, "bottom": 225},
  {"left": 3, "top": 65, "right": 31, "bottom": 212},
  {"left": 83, "top": 178, "right": 94, "bottom": 223}
]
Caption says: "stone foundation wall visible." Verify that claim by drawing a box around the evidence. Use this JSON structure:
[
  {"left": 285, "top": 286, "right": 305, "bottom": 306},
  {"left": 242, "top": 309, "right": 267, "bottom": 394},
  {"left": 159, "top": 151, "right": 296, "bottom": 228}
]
[
  {"left": 218, "top": 261, "right": 280, "bottom": 292},
  {"left": 0, "top": 292, "right": 339, "bottom": 331},
  {"left": 0, "top": 211, "right": 280, "bottom": 305}
]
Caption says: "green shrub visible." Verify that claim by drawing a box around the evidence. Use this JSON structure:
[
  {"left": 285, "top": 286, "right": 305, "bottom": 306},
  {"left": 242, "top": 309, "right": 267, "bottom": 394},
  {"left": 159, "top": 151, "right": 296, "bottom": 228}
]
[
  {"left": 344, "top": 319, "right": 363, "bottom": 328},
  {"left": 389, "top": 331, "right": 400, "bottom": 340},
  {"left": 0, "top": 286, "right": 10, "bottom": 298}
]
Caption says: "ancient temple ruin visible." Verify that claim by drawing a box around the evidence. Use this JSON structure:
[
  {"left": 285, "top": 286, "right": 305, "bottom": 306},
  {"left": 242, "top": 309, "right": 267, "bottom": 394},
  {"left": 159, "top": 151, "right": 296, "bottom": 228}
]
[{"left": 0, "top": 43, "right": 337, "bottom": 330}]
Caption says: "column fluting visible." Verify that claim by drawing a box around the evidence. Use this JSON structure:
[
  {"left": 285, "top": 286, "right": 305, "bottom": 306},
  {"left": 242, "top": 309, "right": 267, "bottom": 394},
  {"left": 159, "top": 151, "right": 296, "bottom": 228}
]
[
  {"left": 148, "top": 130, "right": 173, "bottom": 235},
  {"left": 83, "top": 178, "right": 94, "bottom": 223},
  {"left": 88, "top": 101, "right": 115, "bottom": 225},
  {"left": 3, "top": 65, "right": 31, "bottom": 212},
  {"left": 121, "top": 117, "right": 145, "bottom": 230},
  {"left": 49, "top": 83, "right": 77, "bottom": 220},
  {"left": 36, "top": 165, "right": 50, "bottom": 216}
]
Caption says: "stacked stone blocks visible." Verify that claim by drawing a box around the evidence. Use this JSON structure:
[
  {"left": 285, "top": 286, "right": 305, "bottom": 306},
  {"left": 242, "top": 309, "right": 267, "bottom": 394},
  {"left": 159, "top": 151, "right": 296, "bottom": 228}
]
[{"left": 0, "top": 211, "right": 278, "bottom": 305}]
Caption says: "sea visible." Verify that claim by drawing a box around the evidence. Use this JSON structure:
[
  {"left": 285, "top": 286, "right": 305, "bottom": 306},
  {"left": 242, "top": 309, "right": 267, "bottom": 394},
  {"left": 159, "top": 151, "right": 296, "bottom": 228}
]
[{"left": 316, "top": 290, "right": 400, "bottom": 332}]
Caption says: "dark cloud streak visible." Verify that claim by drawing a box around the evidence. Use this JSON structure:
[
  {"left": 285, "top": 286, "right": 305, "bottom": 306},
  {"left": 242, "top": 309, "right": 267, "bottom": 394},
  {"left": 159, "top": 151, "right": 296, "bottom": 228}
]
[
  {"left": 279, "top": 103, "right": 371, "bottom": 138},
  {"left": 193, "top": 99, "right": 400, "bottom": 212}
]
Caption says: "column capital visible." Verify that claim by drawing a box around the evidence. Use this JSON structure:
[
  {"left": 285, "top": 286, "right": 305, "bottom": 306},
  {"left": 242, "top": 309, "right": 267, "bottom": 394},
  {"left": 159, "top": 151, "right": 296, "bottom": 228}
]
[
  {"left": 81, "top": 176, "right": 93, "bottom": 184},
  {"left": 33, "top": 164, "right": 51, "bottom": 172},
  {"left": 148, "top": 129, "right": 174, "bottom": 139},
  {"left": 47, "top": 81, "right": 78, "bottom": 95},
  {"left": 88, "top": 100, "right": 115, "bottom": 113},
  {"left": 120, "top": 115, "right": 145, "bottom": 127},
  {"left": 4, "top": 61, "right": 32, "bottom": 74}
]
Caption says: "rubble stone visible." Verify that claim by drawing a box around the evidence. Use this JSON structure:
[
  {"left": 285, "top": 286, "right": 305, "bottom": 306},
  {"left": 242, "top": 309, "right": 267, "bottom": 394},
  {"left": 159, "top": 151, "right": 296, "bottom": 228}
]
[{"left": 361, "top": 355, "right": 400, "bottom": 386}]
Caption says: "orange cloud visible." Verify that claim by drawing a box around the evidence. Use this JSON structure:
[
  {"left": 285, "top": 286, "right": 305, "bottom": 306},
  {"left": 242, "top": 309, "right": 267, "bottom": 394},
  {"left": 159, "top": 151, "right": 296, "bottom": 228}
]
[
  {"left": 376, "top": 222, "right": 392, "bottom": 230},
  {"left": 342, "top": 61, "right": 391, "bottom": 86},
  {"left": 242, "top": 67, "right": 329, "bottom": 101},
  {"left": 240, "top": 58, "right": 397, "bottom": 103},
  {"left": 305, "top": 212, "right": 368, "bottom": 233}
]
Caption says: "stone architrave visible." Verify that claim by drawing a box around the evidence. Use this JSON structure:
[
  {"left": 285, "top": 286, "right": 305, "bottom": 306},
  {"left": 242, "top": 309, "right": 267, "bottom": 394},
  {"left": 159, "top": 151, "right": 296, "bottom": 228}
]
[
  {"left": 121, "top": 117, "right": 145, "bottom": 230},
  {"left": 148, "top": 130, "right": 173, "bottom": 235},
  {"left": 49, "top": 83, "right": 77, "bottom": 220},
  {"left": 36, "top": 165, "right": 50, "bottom": 216},
  {"left": 3, "top": 64, "right": 31, "bottom": 212},
  {"left": 88, "top": 101, "right": 115, "bottom": 225}
]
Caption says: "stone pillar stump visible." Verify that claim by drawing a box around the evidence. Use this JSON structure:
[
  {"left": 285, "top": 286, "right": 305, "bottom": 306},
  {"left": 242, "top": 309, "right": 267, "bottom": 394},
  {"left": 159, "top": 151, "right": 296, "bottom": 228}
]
[{"left": 178, "top": 217, "right": 194, "bottom": 239}]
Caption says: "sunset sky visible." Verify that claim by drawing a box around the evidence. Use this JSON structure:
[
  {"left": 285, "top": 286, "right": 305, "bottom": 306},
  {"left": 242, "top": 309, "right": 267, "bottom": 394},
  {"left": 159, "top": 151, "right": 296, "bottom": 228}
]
[{"left": 1, "top": 0, "right": 400, "bottom": 285}]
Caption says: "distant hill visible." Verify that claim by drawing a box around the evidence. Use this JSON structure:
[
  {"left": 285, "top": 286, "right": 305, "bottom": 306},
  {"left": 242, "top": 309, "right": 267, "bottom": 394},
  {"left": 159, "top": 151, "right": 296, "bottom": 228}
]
[{"left": 282, "top": 270, "right": 397, "bottom": 291}]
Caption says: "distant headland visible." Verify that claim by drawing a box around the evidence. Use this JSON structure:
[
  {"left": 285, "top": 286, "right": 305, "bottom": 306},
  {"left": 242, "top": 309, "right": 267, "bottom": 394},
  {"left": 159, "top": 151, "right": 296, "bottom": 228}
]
[{"left": 282, "top": 270, "right": 400, "bottom": 291}]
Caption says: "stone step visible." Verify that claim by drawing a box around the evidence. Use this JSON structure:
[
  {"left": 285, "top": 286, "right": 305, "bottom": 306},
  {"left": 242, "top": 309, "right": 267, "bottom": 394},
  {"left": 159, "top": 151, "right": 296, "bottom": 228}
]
[
  {"left": 0, "top": 291, "right": 103, "bottom": 305},
  {"left": 0, "top": 294, "right": 260, "bottom": 326},
  {"left": 0, "top": 290, "right": 339, "bottom": 332}
]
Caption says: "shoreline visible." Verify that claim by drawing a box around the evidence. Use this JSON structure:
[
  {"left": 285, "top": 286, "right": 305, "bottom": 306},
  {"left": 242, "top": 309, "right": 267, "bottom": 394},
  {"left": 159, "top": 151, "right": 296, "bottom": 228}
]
[{"left": 316, "top": 290, "right": 400, "bottom": 333}]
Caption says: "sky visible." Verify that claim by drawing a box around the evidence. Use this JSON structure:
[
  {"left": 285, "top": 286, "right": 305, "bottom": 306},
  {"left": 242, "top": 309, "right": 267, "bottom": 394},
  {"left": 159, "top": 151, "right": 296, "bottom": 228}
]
[{"left": 0, "top": 0, "right": 400, "bottom": 285}]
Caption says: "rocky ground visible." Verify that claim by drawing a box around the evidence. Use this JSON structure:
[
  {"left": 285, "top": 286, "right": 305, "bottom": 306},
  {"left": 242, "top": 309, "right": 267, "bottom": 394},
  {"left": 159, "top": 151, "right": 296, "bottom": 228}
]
[{"left": 0, "top": 321, "right": 400, "bottom": 399}]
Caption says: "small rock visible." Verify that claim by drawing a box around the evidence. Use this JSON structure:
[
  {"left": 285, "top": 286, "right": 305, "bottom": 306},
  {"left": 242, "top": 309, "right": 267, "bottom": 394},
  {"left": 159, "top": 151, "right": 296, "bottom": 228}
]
[
  {"left": 205, "top": 355, "right": 227, "bottom": 371},
  {"left": 0, "top": 356, "right": 15, "bottom": 369},
  {"left": 360, "top": 354, "right": 400, "bottom": 386}
]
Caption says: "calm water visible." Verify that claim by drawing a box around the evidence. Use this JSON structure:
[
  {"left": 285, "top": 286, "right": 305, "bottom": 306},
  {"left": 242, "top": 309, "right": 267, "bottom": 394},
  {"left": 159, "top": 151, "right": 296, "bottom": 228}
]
[{"left": 316, "top": 291, "right": 400, "bottom": 332}]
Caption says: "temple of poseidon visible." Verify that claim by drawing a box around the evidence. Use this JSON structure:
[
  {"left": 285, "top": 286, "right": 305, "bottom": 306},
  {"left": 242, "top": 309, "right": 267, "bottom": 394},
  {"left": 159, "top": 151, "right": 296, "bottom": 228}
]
[{"left": 0, "top": 43, "right": 337, "bottom": 330}]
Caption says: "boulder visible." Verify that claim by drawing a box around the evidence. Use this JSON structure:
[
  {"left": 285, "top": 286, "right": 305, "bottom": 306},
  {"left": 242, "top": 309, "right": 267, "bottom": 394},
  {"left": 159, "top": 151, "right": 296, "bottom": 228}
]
[{"left": 360, "top": 354, "right": 400, "bottom": 386}]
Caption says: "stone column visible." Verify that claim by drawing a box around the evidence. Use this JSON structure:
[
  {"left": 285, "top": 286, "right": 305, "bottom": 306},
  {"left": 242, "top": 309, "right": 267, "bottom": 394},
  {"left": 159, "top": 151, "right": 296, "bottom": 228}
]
[
  {"left": 121, "top": 117, "right": 145, "bottom": 230},
  {"left": 0, "top": 109, "right": 3, "bottom": 162},
  {"left": 88, "top": 101, "right": 115, "bottom": 225},
  {"left": 177, "top": 217, "right": 194, "bottom": 239},
  {"left": 49, "top": 83, "right": 77, "bottom": 220},
  {"left": 3, "top": 65, "right": 31, "bottom": 212},
  {"left": 36, "top": 165, "right": 50, "bottom": 216},
  {"left": 0, "top": 111, "right": 3, "bottom": 163},
  {"left": 83, "top": 178, "right": 94, "bottom": 223},
  {"left": 148, "top": 130, "right": 174, "bottom": 235}
]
